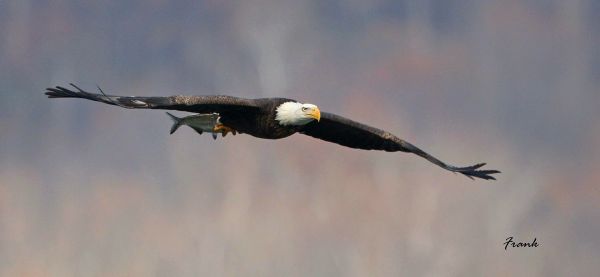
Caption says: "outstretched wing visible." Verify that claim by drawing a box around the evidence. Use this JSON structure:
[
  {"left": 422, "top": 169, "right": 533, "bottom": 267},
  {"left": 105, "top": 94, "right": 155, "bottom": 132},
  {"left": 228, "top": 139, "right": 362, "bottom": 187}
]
[
  {"left": 45, "top": 84, "right": 260, "bottom": 114},
  {"left": 301, "top": 112, "right": 500, "bottom": 180}
]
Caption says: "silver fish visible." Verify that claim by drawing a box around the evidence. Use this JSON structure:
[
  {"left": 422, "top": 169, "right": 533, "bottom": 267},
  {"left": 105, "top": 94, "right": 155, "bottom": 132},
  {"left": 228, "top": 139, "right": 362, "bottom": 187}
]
[{"left": 166, "top": 112, "right": 225, "bottom": 139}]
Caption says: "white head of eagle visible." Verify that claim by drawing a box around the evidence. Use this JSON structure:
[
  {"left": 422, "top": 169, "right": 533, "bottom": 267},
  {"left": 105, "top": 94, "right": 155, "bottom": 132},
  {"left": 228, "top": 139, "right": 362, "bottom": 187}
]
[{"left": 275, "top": 101, "right": 321, "bottom": 126}]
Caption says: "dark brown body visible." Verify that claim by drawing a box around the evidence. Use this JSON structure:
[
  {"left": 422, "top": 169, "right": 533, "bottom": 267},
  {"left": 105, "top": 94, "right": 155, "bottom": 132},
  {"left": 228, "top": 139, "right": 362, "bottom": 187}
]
[{"left": 219, "top": 98, "right": 301, "bottom": 139}]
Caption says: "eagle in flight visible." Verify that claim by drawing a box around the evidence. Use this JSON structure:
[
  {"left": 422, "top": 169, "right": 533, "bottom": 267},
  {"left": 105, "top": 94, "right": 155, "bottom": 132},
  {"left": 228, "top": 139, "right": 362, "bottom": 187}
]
[{"left": 45, "top": 84, "right": 499, "bottom": 180}]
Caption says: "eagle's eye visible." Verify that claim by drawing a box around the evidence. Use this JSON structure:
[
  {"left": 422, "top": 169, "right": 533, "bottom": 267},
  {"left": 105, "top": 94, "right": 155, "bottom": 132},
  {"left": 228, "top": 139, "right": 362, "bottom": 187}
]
[{"left": 302, "top": 107, "right": 308, "bottom": 112}]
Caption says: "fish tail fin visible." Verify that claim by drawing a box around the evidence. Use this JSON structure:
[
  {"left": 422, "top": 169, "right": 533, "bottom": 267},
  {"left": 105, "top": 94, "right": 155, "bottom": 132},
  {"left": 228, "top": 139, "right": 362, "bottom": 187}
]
[{"left": 166, "top": 112, "right": 184, "bottom": 134}]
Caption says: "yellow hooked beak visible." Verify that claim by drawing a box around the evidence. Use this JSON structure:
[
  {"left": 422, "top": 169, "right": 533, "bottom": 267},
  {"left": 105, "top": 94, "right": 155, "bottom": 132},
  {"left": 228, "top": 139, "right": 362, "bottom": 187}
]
[{"left": 307, "top": 107, "right": 321, "bottom": 122}]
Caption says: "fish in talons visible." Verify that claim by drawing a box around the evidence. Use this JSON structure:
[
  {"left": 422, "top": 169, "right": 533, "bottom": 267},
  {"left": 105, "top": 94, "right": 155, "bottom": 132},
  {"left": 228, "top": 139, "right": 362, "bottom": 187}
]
[{"left": 166, "top": 112, "right": 236, "bottom": 139}]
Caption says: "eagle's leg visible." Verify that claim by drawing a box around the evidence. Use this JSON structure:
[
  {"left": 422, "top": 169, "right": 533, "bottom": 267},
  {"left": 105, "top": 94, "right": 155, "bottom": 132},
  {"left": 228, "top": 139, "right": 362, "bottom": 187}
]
[{"left": 213, "top": 123, "right": 237, "bottom": 137}]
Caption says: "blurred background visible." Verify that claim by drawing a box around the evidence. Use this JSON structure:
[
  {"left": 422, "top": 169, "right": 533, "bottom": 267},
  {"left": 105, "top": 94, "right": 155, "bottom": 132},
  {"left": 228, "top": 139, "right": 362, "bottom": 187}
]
[{"left": 1, "top": 0, "right": 599, "bottom": 276}]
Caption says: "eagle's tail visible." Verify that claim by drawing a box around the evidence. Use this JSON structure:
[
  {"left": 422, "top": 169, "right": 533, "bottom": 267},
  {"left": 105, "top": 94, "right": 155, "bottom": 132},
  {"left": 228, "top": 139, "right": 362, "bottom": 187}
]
[
  {"left": 399, "top": 140, "right": 501, "bottom": 180},
  {"left": 166, "top": 112, "right": 184, "bottom": 134}
]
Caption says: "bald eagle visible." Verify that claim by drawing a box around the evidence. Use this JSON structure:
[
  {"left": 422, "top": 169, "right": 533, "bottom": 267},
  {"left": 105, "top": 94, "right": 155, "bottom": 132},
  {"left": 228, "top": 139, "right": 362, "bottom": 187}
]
[{"left": 45, "top": 84, "right": 499, "bottom": 180}]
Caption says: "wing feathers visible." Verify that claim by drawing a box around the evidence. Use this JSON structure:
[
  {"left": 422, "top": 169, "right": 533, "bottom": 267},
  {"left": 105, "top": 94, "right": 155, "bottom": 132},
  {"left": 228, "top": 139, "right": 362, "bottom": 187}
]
[
  {"left": 399, "top": 140, "right": 501, "bottom": 180},
  {"left": 45, "top": 84, "right": 260, "bottom": 113},
  {"left": 302, "top": 112, "right": 500, "bottom": 180}
]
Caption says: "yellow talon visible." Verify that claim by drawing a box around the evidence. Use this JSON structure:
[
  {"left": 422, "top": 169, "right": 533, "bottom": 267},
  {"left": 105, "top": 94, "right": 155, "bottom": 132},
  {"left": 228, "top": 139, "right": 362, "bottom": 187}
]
[{"left": 213, "top": 124, "right": 236, "bottom": 137}]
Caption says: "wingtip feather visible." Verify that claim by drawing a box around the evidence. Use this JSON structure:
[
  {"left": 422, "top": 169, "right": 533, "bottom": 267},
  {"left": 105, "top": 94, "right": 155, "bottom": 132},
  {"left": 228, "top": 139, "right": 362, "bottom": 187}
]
[{"left": 451, "top": 163, "right": 500, "bottom": 181}]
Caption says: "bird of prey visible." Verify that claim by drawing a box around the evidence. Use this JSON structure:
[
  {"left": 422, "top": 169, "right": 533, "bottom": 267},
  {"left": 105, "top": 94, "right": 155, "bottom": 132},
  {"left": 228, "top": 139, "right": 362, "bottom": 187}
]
[{"left": 45, "top": 84, "right": 500, "bottom": 180}]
